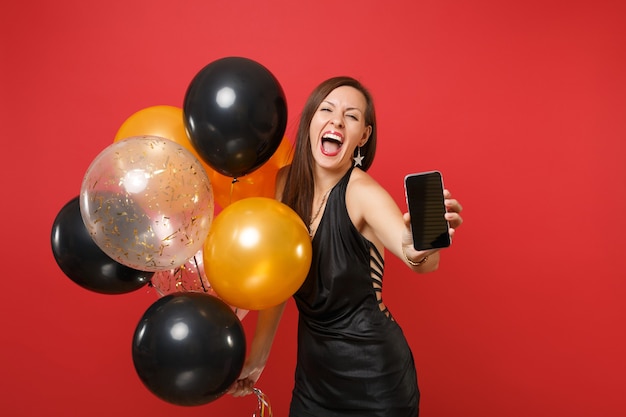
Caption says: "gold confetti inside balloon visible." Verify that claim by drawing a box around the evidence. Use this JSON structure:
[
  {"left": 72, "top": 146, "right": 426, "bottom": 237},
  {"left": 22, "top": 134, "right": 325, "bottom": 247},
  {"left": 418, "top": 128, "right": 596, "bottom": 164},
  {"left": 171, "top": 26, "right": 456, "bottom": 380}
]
[{"left": 80, "top": 136, "right": 214, "bottom": 272}]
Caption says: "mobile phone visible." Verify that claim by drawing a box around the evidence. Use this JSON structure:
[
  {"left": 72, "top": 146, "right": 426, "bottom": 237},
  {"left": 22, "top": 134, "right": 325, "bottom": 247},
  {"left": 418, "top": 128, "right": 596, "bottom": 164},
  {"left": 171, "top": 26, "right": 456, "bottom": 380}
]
[{"left": 404, "top": 171, "right": 450, "bottom": 251}]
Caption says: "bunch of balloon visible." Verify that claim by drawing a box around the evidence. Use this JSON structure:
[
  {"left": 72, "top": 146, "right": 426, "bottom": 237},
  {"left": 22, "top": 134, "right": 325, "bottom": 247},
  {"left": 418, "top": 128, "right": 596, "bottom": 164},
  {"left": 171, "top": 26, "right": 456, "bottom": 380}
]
[
  {"left": 113, "top": 103, "right": 292, "bottom": 210},
  {"left": 132, "top": 292, "right": 246, "bottom": 406},
  {"left": 80, "top": 135, "right": 215, "bottom": 272},
  {"left": 51, "top": 196, "right": 153, "bottom": 294},
  {"left": 150, "top": 249, "right": 249, "bottom": 321},
  {"left": 203, "top": 197, "right": 312, "bottom": 311},
  {"left": 182, "top": 56, "right": 288, "bottom": 184}
]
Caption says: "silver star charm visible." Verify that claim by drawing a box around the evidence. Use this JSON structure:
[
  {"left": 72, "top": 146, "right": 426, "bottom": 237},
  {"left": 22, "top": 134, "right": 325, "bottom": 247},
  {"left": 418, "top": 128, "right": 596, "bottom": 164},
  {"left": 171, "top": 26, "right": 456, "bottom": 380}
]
[{"left": 353, "top": 147, "right": 364, "bottom": 167}]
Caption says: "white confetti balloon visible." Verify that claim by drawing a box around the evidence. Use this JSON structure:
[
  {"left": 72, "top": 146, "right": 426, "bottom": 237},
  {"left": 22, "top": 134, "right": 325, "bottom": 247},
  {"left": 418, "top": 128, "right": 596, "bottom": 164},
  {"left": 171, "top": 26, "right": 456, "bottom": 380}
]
[{"left": 80, "top": 136, "right": 214, "bottom": 272}]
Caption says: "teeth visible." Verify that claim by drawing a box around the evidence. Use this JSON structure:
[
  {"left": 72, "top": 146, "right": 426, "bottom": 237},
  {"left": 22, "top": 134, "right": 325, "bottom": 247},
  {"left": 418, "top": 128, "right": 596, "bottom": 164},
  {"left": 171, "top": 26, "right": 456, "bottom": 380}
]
[{"left": 323, "top": 133, "right": 342, "bottom": 142}]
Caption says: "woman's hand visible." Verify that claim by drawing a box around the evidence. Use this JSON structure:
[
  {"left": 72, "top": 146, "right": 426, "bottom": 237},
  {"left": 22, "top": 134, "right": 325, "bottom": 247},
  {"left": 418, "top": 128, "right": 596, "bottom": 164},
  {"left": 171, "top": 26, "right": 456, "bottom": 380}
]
[
  {"left": 444, "top": 189, "right": 463, "bottom": 240},
  {"left": 401, "top": 188, "right": 463, "bottom": 271},
  {"left": 228, "top": 359, "right": 265, "bottom": 397}
]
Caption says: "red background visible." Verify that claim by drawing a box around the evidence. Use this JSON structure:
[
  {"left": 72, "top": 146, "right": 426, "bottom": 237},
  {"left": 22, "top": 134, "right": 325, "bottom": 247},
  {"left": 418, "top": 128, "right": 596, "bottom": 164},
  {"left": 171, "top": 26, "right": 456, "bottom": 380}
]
[{"left": 2, "top": 0, "right": 625, "bottom": 416}]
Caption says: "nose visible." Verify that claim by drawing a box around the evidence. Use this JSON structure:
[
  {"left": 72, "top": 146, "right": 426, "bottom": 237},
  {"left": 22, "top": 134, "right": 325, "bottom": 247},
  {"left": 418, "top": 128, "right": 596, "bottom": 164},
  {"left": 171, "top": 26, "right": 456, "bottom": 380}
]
[{"left": 330, "top": 115, "right": 344, "bottom": 128}]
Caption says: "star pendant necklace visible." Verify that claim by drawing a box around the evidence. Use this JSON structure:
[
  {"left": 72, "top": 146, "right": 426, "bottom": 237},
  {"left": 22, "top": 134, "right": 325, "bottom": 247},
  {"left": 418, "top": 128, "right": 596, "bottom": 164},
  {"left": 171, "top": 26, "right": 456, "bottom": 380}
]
[{"left": 308, "top": 188, "right": 331, "bottom": 237}]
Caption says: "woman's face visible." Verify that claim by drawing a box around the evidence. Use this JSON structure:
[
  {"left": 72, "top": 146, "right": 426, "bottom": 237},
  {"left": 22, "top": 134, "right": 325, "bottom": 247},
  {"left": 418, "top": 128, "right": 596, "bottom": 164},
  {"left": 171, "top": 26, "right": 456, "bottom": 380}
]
[{"left": 309, "top": 85, "right": 372, "bottom": 170}]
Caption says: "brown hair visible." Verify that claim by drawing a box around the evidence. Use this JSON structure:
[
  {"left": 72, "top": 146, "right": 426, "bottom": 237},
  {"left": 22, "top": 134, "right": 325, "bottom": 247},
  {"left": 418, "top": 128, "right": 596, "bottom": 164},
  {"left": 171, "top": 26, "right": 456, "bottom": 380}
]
[{"left": 282, "top": 76, "right": 377, "bottom": 224}]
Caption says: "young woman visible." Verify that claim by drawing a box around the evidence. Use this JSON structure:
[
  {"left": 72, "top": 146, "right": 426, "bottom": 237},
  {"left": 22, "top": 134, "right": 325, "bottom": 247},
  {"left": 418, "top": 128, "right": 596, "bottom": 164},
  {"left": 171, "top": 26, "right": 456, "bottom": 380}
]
[{"left": 229, "top": 76, "right": 464, "bottom": 416}]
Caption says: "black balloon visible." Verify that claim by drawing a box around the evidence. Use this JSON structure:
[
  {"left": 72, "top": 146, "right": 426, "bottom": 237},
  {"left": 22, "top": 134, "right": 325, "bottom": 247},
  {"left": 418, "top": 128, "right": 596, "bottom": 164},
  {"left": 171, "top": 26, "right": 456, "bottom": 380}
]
[
  {"left": 183, "top": 56, "right": 287, "bottom": 178},
  {"left": 132, "top": 293, "right": 246, "bottom": 406},
  {"left": 50, "top": 196, "right": 152, "bottom": 294}
]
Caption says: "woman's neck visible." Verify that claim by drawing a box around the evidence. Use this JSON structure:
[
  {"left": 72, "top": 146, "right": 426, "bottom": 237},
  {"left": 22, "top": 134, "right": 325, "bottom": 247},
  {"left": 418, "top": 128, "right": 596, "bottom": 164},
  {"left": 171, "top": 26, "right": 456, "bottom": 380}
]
[{"left": 312, "top": 164, "right": 351, "bottom": 193}]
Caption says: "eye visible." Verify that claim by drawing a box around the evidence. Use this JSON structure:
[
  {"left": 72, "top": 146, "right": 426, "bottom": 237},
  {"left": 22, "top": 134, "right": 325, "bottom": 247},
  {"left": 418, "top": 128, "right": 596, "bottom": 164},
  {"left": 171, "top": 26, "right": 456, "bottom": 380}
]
[
  {"left": 347, "top": 114, "right": 359, "bottom": 121},
  {"left": 320, "top": 107, "right": 332, "bottom": 112}
]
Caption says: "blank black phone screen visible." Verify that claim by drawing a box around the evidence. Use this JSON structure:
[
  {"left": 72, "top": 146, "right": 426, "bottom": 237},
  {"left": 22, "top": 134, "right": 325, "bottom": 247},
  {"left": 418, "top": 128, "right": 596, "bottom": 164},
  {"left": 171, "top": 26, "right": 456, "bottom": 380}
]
[{"left": 404, "top": 171, "right": 450, "bottom": 251}]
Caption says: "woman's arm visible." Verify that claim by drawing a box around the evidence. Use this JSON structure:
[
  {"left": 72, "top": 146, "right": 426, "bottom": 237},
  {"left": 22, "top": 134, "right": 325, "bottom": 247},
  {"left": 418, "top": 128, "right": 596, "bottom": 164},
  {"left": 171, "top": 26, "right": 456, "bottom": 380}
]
[
  {"left": 229, "top": 301, "right": 287, "bottom": 397},
  {"left": 348, "top": 170, "right": 462, "bottom": 273},
  {"left": 229, "top": 165, "right": 293, "bottom": 397}
]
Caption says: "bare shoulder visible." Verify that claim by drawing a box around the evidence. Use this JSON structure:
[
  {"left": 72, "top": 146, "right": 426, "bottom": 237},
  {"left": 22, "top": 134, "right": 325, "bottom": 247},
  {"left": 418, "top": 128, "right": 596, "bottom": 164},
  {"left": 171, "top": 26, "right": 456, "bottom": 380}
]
[
  {"left": 347, "top": 168, "right": 405, "bottom": 251},
  {"left": 347, "top": 168, "right": 390, "bottom": 203},
  {"left": 347, "top": 169, "right": 397, "bottom": 226}
]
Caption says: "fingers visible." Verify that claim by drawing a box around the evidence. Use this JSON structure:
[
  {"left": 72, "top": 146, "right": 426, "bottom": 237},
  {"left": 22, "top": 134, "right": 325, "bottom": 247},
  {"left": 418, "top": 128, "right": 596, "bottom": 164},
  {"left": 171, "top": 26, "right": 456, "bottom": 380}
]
[
  {"left": 228, "top": 359, "right": 265, "bottom": 397},
  {"left": 228, "top": 378, "right": 255, "bottom": 397},
  {"left": 402, "top": 212, "right": 414, "bottom": 247},
  {"left": 402, "top": 212, "right": 412, "bottom": 230},
  {"left": 443, "top": 189, "right": 463, "bottom": 228},
  {"left": 445, "top": 212, "right": 463, "bottom": 228},
  {"left": 444, "top": 198, "right": 463, "bottom": 214}
]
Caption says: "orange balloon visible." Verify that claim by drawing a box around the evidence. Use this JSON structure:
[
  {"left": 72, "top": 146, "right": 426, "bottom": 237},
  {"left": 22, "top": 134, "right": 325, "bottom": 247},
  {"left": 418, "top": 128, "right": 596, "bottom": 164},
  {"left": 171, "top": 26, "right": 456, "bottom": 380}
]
[
  {"left": 114, "top": 105, "right": 208, "bottom": 168},
  {"left": 270, "top": 134, "right": 294, "bottom": 168},
  {"left": 209, "top": 136, "right": 293, "bottom": 208},
  {"left": 203, "top": 197, "right": 311, "bottom": 310}
]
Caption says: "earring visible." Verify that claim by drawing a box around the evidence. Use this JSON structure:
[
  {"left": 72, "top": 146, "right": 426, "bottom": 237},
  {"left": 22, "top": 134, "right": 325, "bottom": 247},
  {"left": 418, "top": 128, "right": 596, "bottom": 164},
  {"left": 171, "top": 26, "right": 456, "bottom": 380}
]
[{"left": 353, "top": 146, "right": 364, "bottom": 167}]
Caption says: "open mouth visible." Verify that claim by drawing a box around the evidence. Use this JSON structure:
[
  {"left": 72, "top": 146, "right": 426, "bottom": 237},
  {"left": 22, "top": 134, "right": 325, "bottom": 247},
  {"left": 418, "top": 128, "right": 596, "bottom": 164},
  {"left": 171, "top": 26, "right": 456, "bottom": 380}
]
[{"left": 321, "top": 132, "right": 343, "bottom": 156}]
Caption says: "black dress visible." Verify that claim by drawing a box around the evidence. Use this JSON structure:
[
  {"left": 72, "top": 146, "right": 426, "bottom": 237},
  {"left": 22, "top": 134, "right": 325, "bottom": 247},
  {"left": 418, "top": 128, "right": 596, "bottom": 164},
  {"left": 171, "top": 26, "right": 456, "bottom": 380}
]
[{"left": 289, "top": 168, "right": 419, "bottom": 417}]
